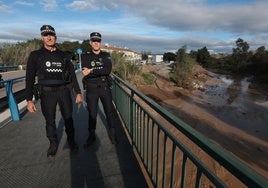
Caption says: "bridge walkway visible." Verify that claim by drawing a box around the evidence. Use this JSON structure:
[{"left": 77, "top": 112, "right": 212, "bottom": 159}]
[{"left": 0, "top": 72, "right": 147, "bottom": 188}]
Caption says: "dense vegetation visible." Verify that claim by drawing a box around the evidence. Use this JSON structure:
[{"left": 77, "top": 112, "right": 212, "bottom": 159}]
[
  {"left": 0, "top": 38, "right": 145, "bottom": 85},
  {"left": 164, "top": 38, "right": 268, "bottom": 87},
  {"left": 1, "top": 37, "right": 267, "bottom": 87},
  {"left": 0, "top": 39, "right": 92, "bottom": 66}
]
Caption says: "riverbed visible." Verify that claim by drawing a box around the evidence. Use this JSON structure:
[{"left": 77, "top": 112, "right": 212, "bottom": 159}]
[{"left": 138, "top": 64, "right": 268, "bottom": 178}]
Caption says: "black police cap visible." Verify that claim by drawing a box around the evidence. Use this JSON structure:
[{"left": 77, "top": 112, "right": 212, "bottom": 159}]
[
  {"left": 90, "top": 32, "right": 101, "bottom": 41},
  {"left": 40, "top": 25, "right": 56, "bottom": 36}
]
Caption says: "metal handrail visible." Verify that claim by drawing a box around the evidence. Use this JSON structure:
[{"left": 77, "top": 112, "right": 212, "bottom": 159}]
[
  {"left": 0, "top": 65, "right": 19, "bottom": 72},
  {"left": 0, "top": 76, "right": 26, "bottom": 121},
  {"left": 0, "top": 67, "right": 81, "bottom": 122},
  {"left": 111, "top": 73, "right": 268, "bottom": 188}
]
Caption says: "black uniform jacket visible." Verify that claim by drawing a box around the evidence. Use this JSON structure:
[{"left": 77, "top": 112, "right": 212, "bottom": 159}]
[
  {"left": 25, "top": 46, "right": 81, "bottom": 101},
  {"left": 81, "top": 51, "right": 112, "bottom": 84}
]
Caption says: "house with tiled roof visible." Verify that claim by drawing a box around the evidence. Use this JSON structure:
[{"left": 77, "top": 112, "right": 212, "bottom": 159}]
[{"left": 101, "top": 44, "right": 141, "bottom": 62}]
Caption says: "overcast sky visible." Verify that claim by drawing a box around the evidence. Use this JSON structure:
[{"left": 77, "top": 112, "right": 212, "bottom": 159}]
[{"left": 0, "top": 0, "right": 268, "bottom": 54}]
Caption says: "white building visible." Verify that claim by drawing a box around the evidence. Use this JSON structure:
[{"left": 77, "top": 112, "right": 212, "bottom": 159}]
[
  {"left": 150, "top": 54, "right": 163, "bottom": 64},
  {"left": 101, "top": 45, "right": 141, "bottom": 62}
]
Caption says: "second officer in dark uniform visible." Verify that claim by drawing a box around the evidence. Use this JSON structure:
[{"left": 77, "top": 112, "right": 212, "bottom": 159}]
[
  {"left": 25, "top": 25, "right": 83, "bottom": 157},
  {"left": 81, "top": 32, "right": 116, "bottom": 147}
]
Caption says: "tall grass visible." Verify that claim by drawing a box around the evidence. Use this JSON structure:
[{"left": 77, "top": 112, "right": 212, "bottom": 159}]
[{"left": 111, "top": 51, "right": 142, "bottom": 85}]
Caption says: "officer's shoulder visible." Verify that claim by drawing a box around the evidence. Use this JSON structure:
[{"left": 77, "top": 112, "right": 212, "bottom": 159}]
[
  {"left": 81, "top": 52, "right": 90, "bottom": 58},
  {"left": 30, "top": 49, "right": 42, "bottom": 57},
  {"left": 101, "top": 51, "right": 109, "bottom": 55},
  {"left": 32, "top": 48, "right": 42, "bottom": 54},
  {"left": 101, "top": 51, "right": 111, "bottom": 57},
  {"left": 82, "top": 50, "right": 94, "bottom": 55}
]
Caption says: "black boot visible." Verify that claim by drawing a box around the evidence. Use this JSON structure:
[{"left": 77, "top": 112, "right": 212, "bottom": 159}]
[
  {"left": 108, "top": 128, "right": 117, "bottom": 145},
  {"left": 46, "top": 124, "right": 58, "bottom": 157},
  {"left": 47, "top": 140, "right": 58, "bottom": 157},
  {"left": 84, "top": 131, "right": 96, "bottom": 148}
]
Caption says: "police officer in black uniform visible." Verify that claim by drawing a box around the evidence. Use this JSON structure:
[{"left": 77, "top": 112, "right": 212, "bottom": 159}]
[
  {"left": 81, "top": 32, "right": 116, "bottom": 147},
  {"left": 25, "top": 25, "right": 83, "bottom": 157}
]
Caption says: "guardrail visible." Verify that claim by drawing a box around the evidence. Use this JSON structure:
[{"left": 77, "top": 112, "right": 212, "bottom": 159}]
[
  {"left": 111, "top": 73, "right": 268, "bottom": 188},
  {"left": 0, "top": 67, "right": 79, "bottom": 123},
  {"left": 0, "top": 65, "right": 19, "bottom": 72},
  {"left": 0, "top": 76, "right": 26, "bottom": 122}
]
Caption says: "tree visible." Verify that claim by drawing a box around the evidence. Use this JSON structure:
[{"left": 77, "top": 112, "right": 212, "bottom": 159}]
[
  {"left": 249, "top": 46, "right": 268, "bottom": 74},
  {"left": 170, "top": 45, "right": 197, "bottom": 89},
  {"left": 0, "top": 39, "right": 42, "bottom": 65},
  {"left": 141, "top": 51, "right": 149, "bottom": 60},
  {"left": 163, "top": 52, "right": 176, "bottom": 62},
  {"left": 233, "top": 38, "right": 249, "bottom": 54},
  {"left": 196, "top": 46, "right": 211, "bottom": 66},
  {"left": 59, "top": 41, "right": 80, "bottom": 54},
  {"left": 81, "top": 40, "right": 91, "bottom": 53},
  {"left": 252, "top": 46, "right": 268, "bottom": 65},
  {"left": 189, "top": 50, "right": 197, "bottom": 59},
  {"left": 231, "top": 38, "right": 250, "bottom": 68}
]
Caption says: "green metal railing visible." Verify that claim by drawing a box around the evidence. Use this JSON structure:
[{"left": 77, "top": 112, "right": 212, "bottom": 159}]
[{"left": 111, "top": 73, "right": 268, "bottom": 188}]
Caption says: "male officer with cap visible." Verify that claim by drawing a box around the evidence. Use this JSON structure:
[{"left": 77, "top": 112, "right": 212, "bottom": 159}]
[
  {"left": 81, "top": 32, "right": 116, "bottom": 147},
  {"left": 25, "top": 25, "right": 83, "bottom": 157}
]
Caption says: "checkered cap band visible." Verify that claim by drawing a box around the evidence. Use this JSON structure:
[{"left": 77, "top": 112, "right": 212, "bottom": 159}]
[{"left": 40, "top": 25, "right": 56, "bottom": 35}]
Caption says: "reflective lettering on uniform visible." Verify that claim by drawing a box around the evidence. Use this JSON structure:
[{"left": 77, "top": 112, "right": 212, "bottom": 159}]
[{"left": 45, "top": 61, "right": 63, "bottom": 73}]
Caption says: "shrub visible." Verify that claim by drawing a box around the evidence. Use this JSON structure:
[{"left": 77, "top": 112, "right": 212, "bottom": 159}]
[{"left": 142, "top": 73, "right": 155, "bottom": 85}]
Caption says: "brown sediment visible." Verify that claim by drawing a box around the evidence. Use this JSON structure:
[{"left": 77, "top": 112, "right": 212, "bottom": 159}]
[{"left": 137, "top": 64, "right": 268, "bottom": 180}]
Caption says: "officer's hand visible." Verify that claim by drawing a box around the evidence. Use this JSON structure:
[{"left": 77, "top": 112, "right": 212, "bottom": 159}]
[
  {"left": 82, "top": 67, "right": 93, "bottom": 76},
  {"left": 27, "top": 100, "right": 37, "bottom": 112},
  {"left": 75, "top": 94, "right": 83, "bottom": 104}
]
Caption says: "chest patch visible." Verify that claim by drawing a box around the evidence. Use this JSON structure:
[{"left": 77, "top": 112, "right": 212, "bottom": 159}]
[{"left": 45, "top": 61, "right": 62, "bottom": 72}]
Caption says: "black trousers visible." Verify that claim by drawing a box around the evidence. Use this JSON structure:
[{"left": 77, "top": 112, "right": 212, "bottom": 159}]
[
  {"left": 85, "top": 86, "right": 115, "bottom": 132},
  {"left": 40, "top": 87, "right": 74, "bottom": 141}
]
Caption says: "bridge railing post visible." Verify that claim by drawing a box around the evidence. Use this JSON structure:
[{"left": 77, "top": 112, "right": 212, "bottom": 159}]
[
  {"left": 5, "top": 80, "right": 20, "bottom": 121},
  {"left": 130, "top": 90, "right": 134, "bottom": 138}
]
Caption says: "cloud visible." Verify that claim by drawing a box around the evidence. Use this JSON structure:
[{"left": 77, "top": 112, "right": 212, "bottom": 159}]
[
  {"left": 112, "top": 0, "right": 268, "bottom": 35},
  {"left": 66, "top": 0, "right": 117, "bottom": 11},
  {"left": 66, "top": 0, "right": 94, "bottom": 11},
  {"left": 0, "top": 4, "right": 12, "bottom": 13},
  {"left": 40, "top": 0, "right": 58, "bottom": 11},
  {"left": 14, "top": 1, "right": 34, "bottom": 6},
  {"left": 66, "top": 0, "right": 268, "bottom": 35},
  {"left": 0, "top": 0, "right": 268, "bottom": 54}
]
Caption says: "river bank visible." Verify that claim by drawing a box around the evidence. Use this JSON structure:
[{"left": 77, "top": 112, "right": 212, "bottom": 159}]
[{"left": 137, "top": 64, "right": 268, "bottom": 178}]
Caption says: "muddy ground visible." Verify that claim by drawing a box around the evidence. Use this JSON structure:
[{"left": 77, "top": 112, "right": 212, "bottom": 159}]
[{"left": 137, "top": 64, "right": 268, "bottom": 179}]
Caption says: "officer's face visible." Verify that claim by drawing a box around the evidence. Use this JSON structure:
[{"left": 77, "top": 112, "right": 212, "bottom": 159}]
[
  {"left": 90, "top": 40, "right": 101, "bottom": 54},
  {"left": 42, "top": 34, "right": 56, "bottom": 48}
]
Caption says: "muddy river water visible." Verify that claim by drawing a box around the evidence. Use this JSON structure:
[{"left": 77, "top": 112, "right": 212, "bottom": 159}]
[
  {"left": 202, "top": 71, "right": 268, "bottom": 142},
  {"left": 206, "top": 72, "right": 267, "bottom": 105}
]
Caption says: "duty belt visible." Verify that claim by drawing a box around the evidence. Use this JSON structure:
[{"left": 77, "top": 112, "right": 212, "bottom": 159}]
[
  {"left": 40, "top": 85, "right": 67, "bottom": 91},
  {"left": 86, "top": 82, "right": 108, "bottom": 89}
]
